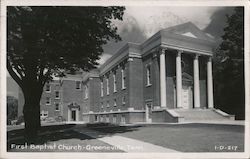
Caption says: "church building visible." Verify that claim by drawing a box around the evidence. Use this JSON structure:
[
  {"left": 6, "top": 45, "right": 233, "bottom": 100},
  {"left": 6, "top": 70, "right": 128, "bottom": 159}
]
[{"left": 18, "top": 22, "right": 235, "bottom": 124}]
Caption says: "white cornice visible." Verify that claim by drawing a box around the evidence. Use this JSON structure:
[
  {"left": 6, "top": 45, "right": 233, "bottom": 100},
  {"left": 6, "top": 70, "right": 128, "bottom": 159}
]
[{"left": 160, "top": 43, "right": 213, "bottom": 56}]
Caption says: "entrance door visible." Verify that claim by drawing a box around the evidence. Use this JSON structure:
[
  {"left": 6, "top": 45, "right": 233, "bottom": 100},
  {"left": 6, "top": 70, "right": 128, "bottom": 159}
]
[
  {"left": 145, "top": 102, "right": 152, "bottom": 123},
  {"left": 121, "top": 115, "right": 126, "bottom": 124},
  {"left": 182, "top": 86, "right": 190, "bottom": 109},
  {"left": 71, "top": 110, "right": 76, "bottom": 121}
]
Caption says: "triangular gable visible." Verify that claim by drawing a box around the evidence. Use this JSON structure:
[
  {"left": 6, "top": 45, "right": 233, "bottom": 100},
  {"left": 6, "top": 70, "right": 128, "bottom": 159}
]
[
  {"left": 163, "top": 22, "right": 213, "bottom": 41},
  {"left": 181, "top": 32, "right": 198, "bottom": 38}
]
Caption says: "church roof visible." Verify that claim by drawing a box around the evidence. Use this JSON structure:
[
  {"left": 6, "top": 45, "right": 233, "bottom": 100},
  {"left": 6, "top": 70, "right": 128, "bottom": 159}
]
[
  {"left": 99, "top": 22, "right": 216, "bottom": 74},
  {"left": 162, "top": 22, "right": 214, "bottom": 42}
]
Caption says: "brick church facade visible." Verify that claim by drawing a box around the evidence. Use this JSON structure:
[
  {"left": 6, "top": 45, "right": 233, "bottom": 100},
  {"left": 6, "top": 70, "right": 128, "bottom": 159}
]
[{"left": 18, "top": 22, "right": 235, "bottom": 124}]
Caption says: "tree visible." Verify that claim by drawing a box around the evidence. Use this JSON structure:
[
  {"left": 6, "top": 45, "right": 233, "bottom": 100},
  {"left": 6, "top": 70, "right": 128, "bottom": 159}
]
[
  {"left": 7, "top": 6, "right": 125, "bottom": 141},
  {"left": 214, "top": 7, "right": 244, "bottom": 119},
  {"left": 7, "top": 96, "right": 18, "bottom": 125}
]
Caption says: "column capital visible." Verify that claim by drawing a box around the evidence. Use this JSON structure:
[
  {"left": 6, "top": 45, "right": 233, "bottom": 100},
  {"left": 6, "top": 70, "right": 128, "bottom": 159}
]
[
  {"left": 194, "top": 54, "right": 200, "bottom": 59},
  {"left": 127, "top": 57, "right": 134, "bottom": 62},
  {"left": 159, "top": 48, "right": 167, "bottom": 55},
  {"left": 207, "top": 56, "right": 213, "bottom": 62},
  {"left": 177, "top": 50, "right": 183, "bottom": 55}
]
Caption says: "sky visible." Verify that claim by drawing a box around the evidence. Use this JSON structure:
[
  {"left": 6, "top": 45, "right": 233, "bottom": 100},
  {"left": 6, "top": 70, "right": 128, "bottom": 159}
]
[
  {"left": 98, "top": 6, "right": 234, "bottom": 65},
  {"left": 7, "top": 6, "right": 235, "bottom": 97}
]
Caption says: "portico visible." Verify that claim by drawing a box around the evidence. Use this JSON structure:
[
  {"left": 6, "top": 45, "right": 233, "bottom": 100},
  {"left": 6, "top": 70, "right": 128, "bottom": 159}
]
[{"left": 159, "top": 48, "right": 214, "bottom": 109}]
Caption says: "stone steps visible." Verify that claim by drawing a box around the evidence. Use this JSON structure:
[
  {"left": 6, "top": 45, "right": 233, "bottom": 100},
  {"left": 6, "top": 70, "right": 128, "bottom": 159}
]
[{"left": 174, "top": 109, "right": 232, "bottom": 122}]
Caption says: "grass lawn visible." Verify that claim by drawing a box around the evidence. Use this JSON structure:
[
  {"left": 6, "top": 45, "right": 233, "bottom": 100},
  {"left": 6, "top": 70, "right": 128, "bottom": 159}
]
[
  {"left": 90, "top": 123, "right": 244, "bottom": 152},
  {"left": 7, "top": 124, "right": 123, "bottom": 152}
]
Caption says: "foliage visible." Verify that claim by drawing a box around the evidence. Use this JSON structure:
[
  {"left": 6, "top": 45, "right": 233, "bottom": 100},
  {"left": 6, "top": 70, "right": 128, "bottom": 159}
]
[
  {"left": 214, "top": 7, "right": 244, "bottom": 119},
  {"left": 7, "top": 6, "right": 125, "bottom": 140},
  {"left": 7, "top": 96, "right": 18, "bottom": 124},
  {"left": 7, "top": 6, "right": 125, "bottom": 88}
]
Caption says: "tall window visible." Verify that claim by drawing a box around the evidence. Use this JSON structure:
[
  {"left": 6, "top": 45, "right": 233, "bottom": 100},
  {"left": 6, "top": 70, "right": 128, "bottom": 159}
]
[
  {"left": 45, "top": 83, "right": 51, "bottom": 92},
  {"left": 113, "top": 72, "right": 117, "bottom": 92},
  {"left": 146, "top": 65, "right": 152, "bottom": 86},
  {"left": 121, "top": 67, "right": 126, "bottom": 89},
  {"left": 106, "top": 77, "right": 109, "bottom": 95},
  {"left": 113, "top": 114, "right": 117, "bottom": 123},
  {"left": 85, "top": 85, "right": 88, "bottom": 99},
  {"left": 107, "top": 101, "right": 110, "bottom": 108},
  {"left": 122, "top": 96, "right": 126, "bottom": 105},
  {"left": 55, "top": 103, "right": 60, "bottom": 111},
  {"left": 101, "top": 102, "right": 104, "bottom": 109},
  {"left": 55, "top": 91, "right": 60, "bottom": 99},
  {"left": 76, "top": 81, "right": 81, "bottom": 90},
  {"left": 101, "top": 80, "right": 104, "bottom": 97},
  {"left": 113, "top": 99, "right": 117, "bottom": 107},
  {"left": 46, "top": 97, "right": 51, "bottom": 105},
  {"left": 106, "top": 115, "right": 109, "bottom": 122}
]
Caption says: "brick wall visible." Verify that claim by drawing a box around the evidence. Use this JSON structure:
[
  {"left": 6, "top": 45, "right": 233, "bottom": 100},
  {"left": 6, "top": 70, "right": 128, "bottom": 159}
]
[{"left": 128, "top": 57, "right": 143, "bottom": 110}]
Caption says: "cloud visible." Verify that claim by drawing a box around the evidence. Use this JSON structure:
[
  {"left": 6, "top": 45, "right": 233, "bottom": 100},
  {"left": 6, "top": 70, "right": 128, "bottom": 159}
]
[
  {"left": 204, "top": 7, "right": 234, "bottom": 38},
  {"left": 97, "top": 53, "right": 112, "bottom": 66},
  {"left": 100, "top": 6, "right": 232, "bottom": 66},
  {"left": 113, "top": 6, "right": 223, "bottom": 38}
]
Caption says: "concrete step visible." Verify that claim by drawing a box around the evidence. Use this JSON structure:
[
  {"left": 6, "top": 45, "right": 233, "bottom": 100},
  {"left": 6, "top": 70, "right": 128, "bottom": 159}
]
[{"left": 174, "top": 109, "right": 232, "bottom": 122}]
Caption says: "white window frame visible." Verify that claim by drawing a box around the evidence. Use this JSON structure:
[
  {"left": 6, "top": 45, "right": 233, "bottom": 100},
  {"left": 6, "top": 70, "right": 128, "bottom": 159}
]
[
  {"left": 46, "top": 97, "right": 51, "bottom": 105},
  {"left": 114, "top": 99, "right": 117, "bottom": 107},
  {"left": 55, "top": 90, "right": 60, "bottom": 99},
  {"left": 121, "top": 68, "right": 126, "bottom": 89},
  {"left": 45, "top": 83, "right": 51, "bottom": 92},
  {"left": 113, "top": 115, "right": 117, "bottom": 123},
  {"left": 76, "top": 81, "right": 81, "bottom": 90},
  {"left": 106, "top": 78, "right": 110, "bottom": 95},
  {"left": 113, "top": 72, "right": 117, "bottom": 93},
  {"left": 95, "top": 115, "right": 98, "bottom": 122},
  {"left": 106, "top": 115, "right": 110, "bottom": 122},
  {"left": 122, "top": 96, "right": 126, "bottom": 105},
  {"left": 55, "top": 103, "right": 60, "bottom": 111},
  {"left": 146, "top": 65, "right": 152, "bottom": 86},
  {"left": 101, "top": 80, "right": 104, "bottom": 97},
  {"left": 107, "top": 101, "right": 110, "bottom": 108},
  {"left": 84, "top": 85, "right": 88, "bottom": 99},
  {"left": 121, "top": 115, "right": 125, "bottom": 124}
]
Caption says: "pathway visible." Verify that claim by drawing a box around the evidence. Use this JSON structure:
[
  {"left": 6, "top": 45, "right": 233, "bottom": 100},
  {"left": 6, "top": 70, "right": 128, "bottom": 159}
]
[{"left": 73, "top": 126, "right": 179, "bottom": 153}]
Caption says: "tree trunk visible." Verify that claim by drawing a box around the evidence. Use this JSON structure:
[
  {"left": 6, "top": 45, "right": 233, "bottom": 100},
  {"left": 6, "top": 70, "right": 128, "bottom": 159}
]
[{"left": 22, "top": 84, "right": 43, "bottom": 143}]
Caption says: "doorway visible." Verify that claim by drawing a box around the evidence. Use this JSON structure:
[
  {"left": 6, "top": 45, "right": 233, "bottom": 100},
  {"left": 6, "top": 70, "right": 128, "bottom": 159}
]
[
  {"left": 71, "top": 110, "right": 76, "bottom": 121},
  {"left": 182, "top": 86, "right": 190, "bottom": 109}
]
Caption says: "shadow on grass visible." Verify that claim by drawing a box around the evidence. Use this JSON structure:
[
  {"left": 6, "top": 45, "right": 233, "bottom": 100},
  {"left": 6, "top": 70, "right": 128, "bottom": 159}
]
[
  {"left": 7, "top": 123, "right": 141, "bottom": 151},
  {"left": 86, "top": 123, "right": 142, "bottom": 136},
  {"left": 8, "top": 124, "right": 76, "bottom": 139}
]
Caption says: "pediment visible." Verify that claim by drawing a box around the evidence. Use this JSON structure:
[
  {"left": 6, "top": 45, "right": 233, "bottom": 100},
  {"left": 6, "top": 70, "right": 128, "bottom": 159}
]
[
  {"left": 163, "top": 22, "right": 214, "bottom": 41},
  {"left": 68, "top": 102, "right": 80, "bottom": 109},
  {"left": 181, "top": 32, "right": 198, "bottom": 38}
]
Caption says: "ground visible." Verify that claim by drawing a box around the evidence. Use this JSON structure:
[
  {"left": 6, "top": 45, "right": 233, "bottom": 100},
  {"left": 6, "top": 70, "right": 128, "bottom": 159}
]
[{"left": 7, "top": 123, "right": 244, "bottom": 152}]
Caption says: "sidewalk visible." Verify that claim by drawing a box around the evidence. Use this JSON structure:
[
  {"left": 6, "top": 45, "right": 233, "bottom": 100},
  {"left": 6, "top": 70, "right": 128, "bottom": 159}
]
[
  {"left": 125, "top": 120, "right": 245, "bottom": 126},
  {"left": 73, "top": 126, "right": 179, "bottom": 153}
]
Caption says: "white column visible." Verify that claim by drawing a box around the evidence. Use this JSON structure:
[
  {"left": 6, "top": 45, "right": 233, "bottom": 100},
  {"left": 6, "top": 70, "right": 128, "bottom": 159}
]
[
  {"left": 68, "top": 108, "right": 71, "bottom": 121},
  {"left": 207, "top": 57, "right": 214, "bottom": 108},
  {"left": 193, "top": 54, "right": 200, "bottom": 108},
  {"left": 176, "top": 51, "right": 182, "bottom": 108},
  {"left": 76, "top": 109, "right": 79, "bottom": 121},
  {"left": 160, "top": 49, "right": 167, "bottom": 107}
]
